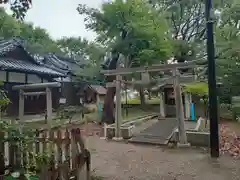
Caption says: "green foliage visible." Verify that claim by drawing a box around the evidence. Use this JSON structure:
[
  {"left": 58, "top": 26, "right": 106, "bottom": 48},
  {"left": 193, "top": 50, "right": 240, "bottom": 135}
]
[
  {"left": 0, "top": 0, "right": 32, "bottom": 20},
  {"left": 0, "top": 84, "right": 52, "bottom": 178},
  {"left": 57, "top": 37, "right": 89, "bottom": 60},
  {"left": 0, "top": 81, "right": 10, "bottom": 116},
  {"left": 0, "top": 88, "right": 9, "bottom": 107},
  {"left": 57, "top": 37, "right": 106, "bottom": 80},
  {"left": 78, "top": 0, "right": 172, "bottom": 66},
  {"left": 0, "top": 8, "right": 62, "bottom": 54},
  {"left": 231, "top": 96, "right": 240, "bottom": 121},
  {"left": 0, "top": 119, "right": 53, "bottom": 179},
  {"left": 150, "top": 0, "right": 206, "bottom": 62},
  {"left": 183, "top": 82, "right": 209, "bottom": 118},
  {"left": 182, "top": 82, "right": 208, "bottom": 96}
]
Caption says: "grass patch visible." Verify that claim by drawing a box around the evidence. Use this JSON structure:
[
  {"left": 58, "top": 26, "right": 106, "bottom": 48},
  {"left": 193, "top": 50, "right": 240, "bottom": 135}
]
[
  {"left": 4, "top": 103, "right": 157, "bottom": 129},
  {"left": 121, "top": 107, "right": 154, "bottom": 121},
  {"left": 79, "top": 106, "right": 156, "bottom": 123},
  {"left": 121, "top": 97, "right": 160, "bottom": 105},
  {"left": 91, "top": 175, "right": 105, "bottom": 180},
  {"left": 13, "top": 113, "right": 94, "bottom": 130}
]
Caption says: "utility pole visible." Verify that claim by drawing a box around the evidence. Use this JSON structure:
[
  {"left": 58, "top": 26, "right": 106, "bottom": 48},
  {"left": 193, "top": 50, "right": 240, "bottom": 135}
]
[{"left": 206, "top": 0, "right": 219, "bottom": 158}]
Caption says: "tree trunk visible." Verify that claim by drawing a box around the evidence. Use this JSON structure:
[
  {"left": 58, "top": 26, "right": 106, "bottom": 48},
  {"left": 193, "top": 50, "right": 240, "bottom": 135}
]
[
  {"left": 102, "top": 86, "right": 116, "bottom": 124},
  {"left": 139, "top": 87, "right": 145, "bottom": 106},
  {"left": 148, "top": 89, "right": 151, "bottom": 100},
  {"left": 101, "top": 52, "right": 120, "bottom": 124},
  {"left": 101, "top": 26, "right": 126, "bottom": 124}
]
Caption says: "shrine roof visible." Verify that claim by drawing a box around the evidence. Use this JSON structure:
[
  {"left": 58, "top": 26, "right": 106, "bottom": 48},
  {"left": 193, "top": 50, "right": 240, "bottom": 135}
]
[
  {"left": 0, "top": 37, "right": 65, "bottom": 77},
  {"left": 0, "top": 58, "right": 64, "bottom": 77}
]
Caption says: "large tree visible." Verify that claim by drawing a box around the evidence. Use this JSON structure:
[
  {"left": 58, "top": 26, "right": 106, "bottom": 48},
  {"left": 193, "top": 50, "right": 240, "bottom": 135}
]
[
  {"left": 215, "top": 0, "right": 240, "bottom": 102},
  {"left": 0, "top": 7, "right": 21, "bottom": 37},
  {"left": 78, "top": 0, "right": 172, "bottom": 124},
  {"left": 57, "top": 37, "right": 106, "bottom": 80},
  {"left": 19, "top": 22, "right": 62, "bottom": 54},
  {"left": 57, "top": 37, "right": 89, "bottom": 60},
  {"left": 150, "top": 0, "right": 240, "bottom": 103},
  {"left": 0, "top": 7, "right": 62, "bottom": 54},
  {"left": 148, "top": 0, "right": 207, "bottom": 63},
  {"left": 0, "top": 0, "right": 32, "bottom": 20}
]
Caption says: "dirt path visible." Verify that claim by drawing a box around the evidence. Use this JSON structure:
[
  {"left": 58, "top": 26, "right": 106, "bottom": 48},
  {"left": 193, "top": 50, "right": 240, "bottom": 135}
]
[{"left": 86, "top": 137, "right": 240, "bottom": 180}]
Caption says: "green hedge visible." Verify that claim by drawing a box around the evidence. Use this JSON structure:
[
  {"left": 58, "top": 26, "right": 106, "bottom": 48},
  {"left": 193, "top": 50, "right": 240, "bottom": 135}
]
[{"left": 121, "top": 97, "right": 160, "bottom": 105}]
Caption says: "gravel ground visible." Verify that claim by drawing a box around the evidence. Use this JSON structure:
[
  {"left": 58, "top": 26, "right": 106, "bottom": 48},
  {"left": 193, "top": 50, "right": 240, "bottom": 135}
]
[
  {"left": 87, "top": 137, "right": 240, "bottom": 180},
  {"left": 78, "top": 121, "right": 240, "bottom": 180}
]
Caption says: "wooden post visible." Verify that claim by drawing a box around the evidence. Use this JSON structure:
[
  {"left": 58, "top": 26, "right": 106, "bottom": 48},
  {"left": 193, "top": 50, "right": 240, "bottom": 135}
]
[
  {"left": 84, "top": 113, "right": 88, "bottom": 147},
  {"left": 141, "top": 72, "right": 150, "bottom": 83},
  {"left": 114, "top": 74, "right": 122, "bottom": 139},
  {"left": 159, "top": 92, "right": 165, "bottom": 117},
  {"left": 46, "top": 87, "right": 52, "bottom": 126},
  {"left": 184, "top": 92, "right": 191, "bottom": 120},
  {"left": 19, "top": 89, "right": 24, "bottom": 120},
  {"left": 96, "top": 94, "right": 100, "bottom": 104},
  {"left": 173, "top": 68, "right": 188, "bottom": 146}
]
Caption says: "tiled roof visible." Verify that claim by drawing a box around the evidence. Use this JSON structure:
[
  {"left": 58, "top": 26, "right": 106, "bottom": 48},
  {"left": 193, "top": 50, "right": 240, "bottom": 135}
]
[
  {"left": 0, "top": 37, "right": 65, "bottom": 77},
  {"left": 90, "top": 85, "right": 107, "bottom": 95},
  {"left": 0, "top": 37, "right": 25, "bottom": 56},
  {"left": 54, "top": 76, "right": 72, "bottom": 82},
  {"left": 0, "top": 37, "right": 84, "bottom": 77},
  {"left": 33, "top": 53, "right": 84, "bottom": 76},
  {"left": 0, "top": 58, "right": 64, "bottom": 77},
  {"left": 34, "top": 53, "right": 70, "bottom": 75}
]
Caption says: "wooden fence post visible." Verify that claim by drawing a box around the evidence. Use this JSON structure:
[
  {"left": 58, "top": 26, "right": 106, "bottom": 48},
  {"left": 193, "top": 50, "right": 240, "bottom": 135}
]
[
  {"left": 19, "top": 89, "right": 24, "bottom": 120},
  {"left": 46, "top": 87, "right": 52, "bottom": 126}
]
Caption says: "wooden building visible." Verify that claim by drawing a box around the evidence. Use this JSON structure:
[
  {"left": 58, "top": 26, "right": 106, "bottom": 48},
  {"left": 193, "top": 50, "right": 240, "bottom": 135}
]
[
  {"left": 31, "top": 53, "right": 84, "bottom": 105},
  {"left": 33, "top": 53, "right": 85, "bottom": 106},
  {"left": 0, "top": 37, "right": 65, "bottom": 115},
  {"left": 83, "top": 85, "right": 107, "bottom": 104}
]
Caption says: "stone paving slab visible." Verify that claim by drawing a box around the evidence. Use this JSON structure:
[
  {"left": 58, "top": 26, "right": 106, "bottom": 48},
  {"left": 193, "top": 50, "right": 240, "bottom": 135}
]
[{"left": 129, "top": 118, "right": 178, "bottom": 145}]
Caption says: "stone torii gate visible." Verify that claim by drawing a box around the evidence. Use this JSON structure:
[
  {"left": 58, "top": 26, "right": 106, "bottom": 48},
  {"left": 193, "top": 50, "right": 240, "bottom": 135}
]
[
  {"left": 12, "top": 82, "right": 61, "bottom": 125},
  {"left": 150, "top": 73, "right": 195, "bottom": 119},
  {"left": 102, "top": 60, "right": 205, "bottom": 146}
]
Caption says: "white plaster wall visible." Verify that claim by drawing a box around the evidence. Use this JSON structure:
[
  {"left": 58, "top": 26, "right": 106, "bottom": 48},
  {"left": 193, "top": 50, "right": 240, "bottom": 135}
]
[
  {"left": 43, "top": 79, "right": 48, "bottom": 83},
  {"left": 27, "top": 74, "right": 41, "bottom": 83},
  {"left": 2, "top": 71, "right": 49, "bottom": 84},
  {"left": 9, "top": 72, "right": 25, "bottom": 83},
  {"left": 0, "top": 71, "right": 6, "bottom": 81}
]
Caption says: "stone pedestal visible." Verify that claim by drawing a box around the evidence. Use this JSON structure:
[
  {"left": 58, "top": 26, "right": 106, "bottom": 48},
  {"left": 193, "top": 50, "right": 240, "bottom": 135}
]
[
  {"left": 184, "top": 93, "right": 191, "bottom": 119},
  {"left": 177, "top": 142, "right": 191, "bottom": 148}
]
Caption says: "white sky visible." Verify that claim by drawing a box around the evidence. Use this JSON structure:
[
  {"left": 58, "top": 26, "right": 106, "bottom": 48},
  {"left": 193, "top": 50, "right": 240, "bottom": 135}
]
[{"left": 23, "top": 0, "right": 105, "bottom": 41}]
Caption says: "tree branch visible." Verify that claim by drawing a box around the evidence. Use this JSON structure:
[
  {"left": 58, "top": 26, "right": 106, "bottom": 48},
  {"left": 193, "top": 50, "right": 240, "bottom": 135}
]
[
  {"left": 171, "top": 14, "right": 180, "bottom": 38},
  {"left": 180, "top": 4, "right": 199, "bottom": 40},
  {"left": 186, "top": 4, "right": 205, "bottom": 41}
]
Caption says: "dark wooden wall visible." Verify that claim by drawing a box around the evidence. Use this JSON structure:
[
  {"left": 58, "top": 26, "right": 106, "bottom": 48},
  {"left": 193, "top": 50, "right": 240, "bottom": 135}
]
[
  {"left": 61, "top": 82, "right": 80, "bottom": 106},
  {"left": 4, "top": 82, "right": 61, "bottom": 116},
  {"left": 84, "top": 87, "right": 97, "bottom": 103}
]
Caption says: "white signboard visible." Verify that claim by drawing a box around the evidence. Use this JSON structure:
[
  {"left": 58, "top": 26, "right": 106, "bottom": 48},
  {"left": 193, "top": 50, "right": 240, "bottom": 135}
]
[
  {"left": 80, "top": 98, "right": 83, "bottom": 104},
  {"left": 59, "top": 98, "right": 66, "bottom": 104}
]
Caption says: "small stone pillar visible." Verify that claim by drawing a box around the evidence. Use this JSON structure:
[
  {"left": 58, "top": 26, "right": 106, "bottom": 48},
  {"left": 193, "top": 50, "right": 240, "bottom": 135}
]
[
  {"left": 184, "top": 93, "right": 191, "bottom": 120},
  {"left": 159, "top": 92, "right": 166, "bottom": 117}
]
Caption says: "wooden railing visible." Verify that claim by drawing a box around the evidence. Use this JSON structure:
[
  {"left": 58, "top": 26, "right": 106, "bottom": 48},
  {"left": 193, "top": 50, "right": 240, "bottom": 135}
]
[{"left": 0, "top": 126, "right": 90, "bottom": 180}]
